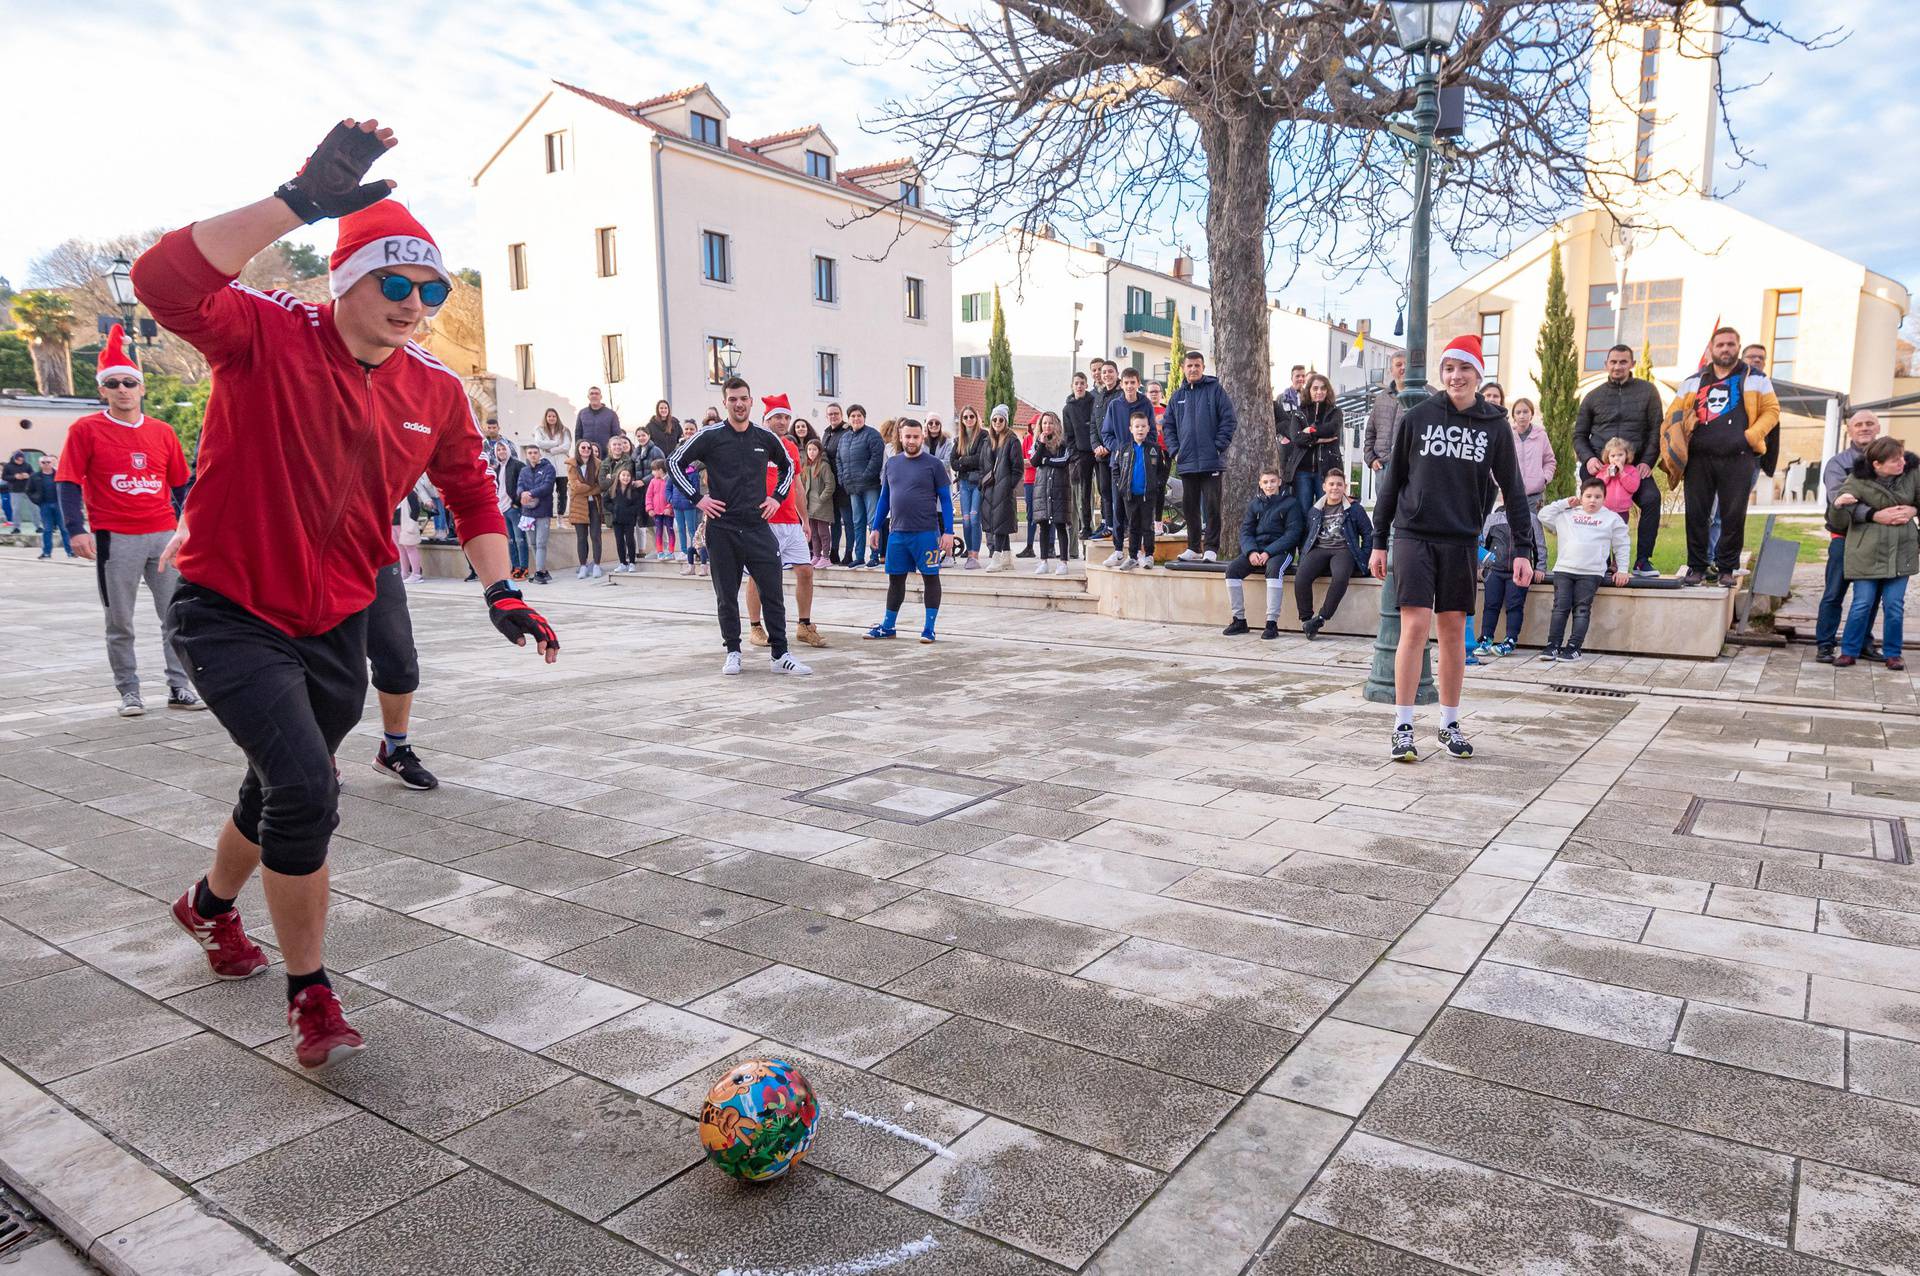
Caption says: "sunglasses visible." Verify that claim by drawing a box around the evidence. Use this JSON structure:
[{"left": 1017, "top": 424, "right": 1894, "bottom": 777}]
[
  {"left": 101, "top": 379, "right": 141, "bottom": 390},
  {"left": 374, "top": 272, "right": 451, "bottom": 307}
]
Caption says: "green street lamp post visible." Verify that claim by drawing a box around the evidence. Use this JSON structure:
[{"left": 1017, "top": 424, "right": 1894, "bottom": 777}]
[{"left": 1363, "top": 0, "right": 1467, "bottom": 706}]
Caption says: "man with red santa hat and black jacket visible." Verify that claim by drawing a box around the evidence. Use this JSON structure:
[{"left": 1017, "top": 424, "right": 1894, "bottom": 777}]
[{"left": 131, "top": 118, "right": 559, "bottom": 1069}]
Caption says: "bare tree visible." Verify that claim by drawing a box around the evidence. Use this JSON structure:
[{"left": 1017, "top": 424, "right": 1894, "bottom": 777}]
[{"left": 862, "top": 0, "right": 1833, "bottom": 548}]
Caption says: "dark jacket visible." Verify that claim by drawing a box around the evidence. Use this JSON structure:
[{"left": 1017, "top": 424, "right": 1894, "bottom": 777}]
[
  {"left": 1363, "top": 383, "right": 1403, "bottom": 467},
  {"left": 25, "top": 470, "right": 59, "bottom": 505},
  {"left": 974, "top": 430, "right": 1026, "bottom": 536},
  {"left": 1088, "top": 384, "right": 1117, "bottom": 451},
  {"left": 641, "top": 415, "right": 681, "bottom": 454},
  {"left": 1827, "top": 452, "right": 1920, "bottom": 581},
  {"left": 1479, "top": 504, "right": 1544, "bottom": 575},
  {"left": 667, "top": 462, "right": 703, "bottom": 512},
  {"left": 608, "top": 481, "right": 647, "bottom": 525},
  {"left": 2, "top": 456, "right": 28, "bottom": 492},
  {"left": 1100, "top": 392, "right": 1154, "bottom": 457},
  {"left": 1278, "top": 400, "right": 1345, "bottom": 484},
  {"left": 1302, "top": 498, "right": 1374, "bottom": 570},
  {"left": 1164, "top": 375, "right": 1238, "bottom": 476},
  {"left": 1062, "top": 392, "right": 1096, "bottom": 452},
  {"left": 574, "top": 404, "right": 622, "bottom": 452},
  {"left": 1374, "top": 390, "right": 1535, "bottom": 562},
  {"left": 835, "top": 425, "right": 884, "bottom": 493},
  {"left": 1110, "top": 433, "right": 1169, "bottom": 502},
  {"left": 1030, "top": 437, "right": 1075, "bottom": 524},
  {"left": 1239, "top": 491, "right": 1305, "bottom": 559},
  {"left": 1574, "top": 376, "right": 1664, "bottom": 469},
  {"left": 514, "top": 457, "right": 557, "bottom": 519}
]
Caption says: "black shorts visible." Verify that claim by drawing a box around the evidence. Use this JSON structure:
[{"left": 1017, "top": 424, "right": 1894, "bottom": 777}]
[
  {"left": 365, "top": 561, "right": 420, "bottom": 695},
  {"left": 1394, "top": 536, "right": 1477, "bottom": 614}
]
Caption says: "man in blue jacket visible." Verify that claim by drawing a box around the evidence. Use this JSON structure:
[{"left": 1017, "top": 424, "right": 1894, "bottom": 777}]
[
  {"left": 1164, "top": 350, "right": 1238, "bottom": 562},
  {"left": 1098, "top": 368, "right": 1153, "bottom": 567},
  {"left": 835, "top": 405, "right": 884, "bottom": 568},
  {"left": 1221, "top": 469, "right": 1303, "bottom": 638}
]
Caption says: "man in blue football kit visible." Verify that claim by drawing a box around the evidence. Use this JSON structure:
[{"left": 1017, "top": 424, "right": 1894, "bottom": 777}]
[{"left": 865, "top": 419, "right": 954, "bottom": 643}]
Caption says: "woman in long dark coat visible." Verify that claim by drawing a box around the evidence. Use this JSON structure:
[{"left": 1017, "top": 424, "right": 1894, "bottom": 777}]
[
  {"left": 1028, "top": 410, "right": 1075, "bottom": 571},
  {"left": 975, "top": 405, "right": 1026, "bottom": 571}
]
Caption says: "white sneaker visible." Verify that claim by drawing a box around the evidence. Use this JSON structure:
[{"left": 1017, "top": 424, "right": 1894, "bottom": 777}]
[
  {"left": 1103, "top": 551, "right": 1126, "bottom": 568},
  {"left": 575, "top": 565, "right": 588, "bottom": 580},
  {"left": 981, "top": 556, "right": 1004, "bottom": 573},
  {"left": 1203, "top": 550, "right": 1218, "bottom": 563},
  {"left": 721, "top": 651, "right": 743, "bottom": 676},
  {"left": 771, "top": 653, "right": 813, "bottom": 676},
  {"left": 1137, "top": 554, "right": 1154, "bottom": 570},
  {"left": 1052, "top": 560, "right": 1068, "bottom": 576},
  {"left": 1117, "top": 558, "right": 1136, "bottom": 572},
  {"left": 1176, "top": 549, "right": 1201, "bottom": 562},
  {"left": 117, "top": 691, "right": 145, "bottom": 718},
  {"left": 1033, "top": 558, "right": 1050, "bottom": 575}
]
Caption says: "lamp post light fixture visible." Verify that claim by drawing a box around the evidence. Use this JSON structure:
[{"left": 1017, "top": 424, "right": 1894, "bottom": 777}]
[
  {"left": 1363, "top": 0, "right": 1469, "bottom": 707},
  {"left": 718, "top": 340, "right": 742, "bottom": 378}
]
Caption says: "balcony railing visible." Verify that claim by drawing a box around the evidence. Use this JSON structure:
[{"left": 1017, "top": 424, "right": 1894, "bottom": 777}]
[{"left": 1123, "top": 311, "right": 1174, "bottom": 338}]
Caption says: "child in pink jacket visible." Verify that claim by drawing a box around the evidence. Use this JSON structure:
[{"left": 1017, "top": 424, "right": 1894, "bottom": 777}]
[
  {"left": 644, "top": 458, "right": 676, "bottom": 559},
  {"left": 1600, "top": 437, "right": 1641, "bottom": 518}
]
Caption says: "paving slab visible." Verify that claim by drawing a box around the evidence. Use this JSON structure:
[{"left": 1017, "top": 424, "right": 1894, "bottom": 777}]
[
  {"left": 547, "top": 921, "right": 772, "bottom": 1004},
  {"left": 1451, "top": 961, "right": 1684, "bottom": 1048},
  {"left": 1249, "top": 1218, "right": 1470, "bottom": 1275},
  {"left": 1512, "top": 888, "right": 1651, "bottom": 940},
  {"left": 562, "top": 867, "right": 782, "bottom": 935},
  {"left": 1488, "top": 921, "right": 1808, "bottom": 1016},
  {"left": 1165, "top": 866, "right": 1427, "bottom": 939},
  {"left": 1848, "top": 1032, "right": 1920, "bottom": 1106},
  {"left": 543, "top": 1002, "right": 756, "bottom": 1095},
  {"left": 1793, "top": 1161, "right": 1920, "bottom": 1274},
  {"left": 1260, "top": 1016, "right": 1412, "bottom": 1116},
  {"left": 707, "top": 904, "right": 947, "bottom": 985},
  {"left": 353, "top": 935, "right": 643, "bottom": 1049},
  {"left": 0, "top": 965, "right": 199, "bottom": 1081},
  {"left": 1693, "top": 1233, "right": 1860, "bottom": 1275},
  {"left": 1331, "top": 960, "right": 1464, "bottom": 1034},
  {"left": 1078, "top": 935, "right": 1344, "bottom": 1032},
  {"left": 408, "top": 883, "right": 633, "bottom": 959},
  {"left": 856, "top": 889, "right": 1124, "bottom": 972},
  {"left": 687, "top": 965, "right": 948, "bottom": 1068},
  {"left": 1674, "top": 1002, "right": 1846, "bottom": 1086},
  {"left": 683, "top": 849, "right": 917, "bottom": 919}
]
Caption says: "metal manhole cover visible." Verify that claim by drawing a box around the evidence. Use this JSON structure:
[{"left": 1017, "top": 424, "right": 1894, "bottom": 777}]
[
  {"left": 1677, "top": 796, "right": 1910, "bottom": 865},
  {"left": 794, "top": 764, "right": 1016, "bottom": 826}
]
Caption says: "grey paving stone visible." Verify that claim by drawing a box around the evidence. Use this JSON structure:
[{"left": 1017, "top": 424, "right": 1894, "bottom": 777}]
[
  {"left": 1296, "top": 1132, "right": 1698, "bottom": 1276},
  {"left": 1794, "top": 1162, "right": 1920, "bottom": 1274},
  {"left": 1415, "top": 1009, "right": 1920, "bottom": 1185},
  {"left": 856, "top": 889, "right": 1123, "bottom": 973},
  {"left": 607, "top": 1161, "right": 1055, "bottom": 1276},
  {"left": 354, "top": 936, "right": 643, "bottom": 1049},
  {"left": 1643, "top": 910, "right": 1920, "bottom": 994},
  {"left": 890, "top": 852, "right": 1060, "bottom": 905},
  {"left": 1425, "top": 872, "right": 1533, "bottom": 924},
  {"left": 542, "top": 1002, "right": 756, "bottom": 1095},
  {"left": 1488, "top": 922, "right": 1808, "bottom": 1016},
  {"left": 1094, "top": 1096, "right": 1349, "bottom": 1276},
  {"left": 1538, "top": 861, "right": 1712, "bottom": 912},
  {"left": 970, "top": 833, "right": 1193, "bottom": 893},
  {"left": 271, "top": 999, "right": 569, "bottom": 1139},
  {"left": 1674, "top": 1002, "right": 1845, "bottom": 1086},
  {"left": 687, "top": 965, "right": 947, "bottom": 1068},
  {"left": 1809, "top": 975, "right": 1920, "bottom": 1044},
  {"left": 1387, "top": 913, "right": 1500, "bottom": 973},
  {"left": 1512, "top": 888, "right": 1651, "bottom": 940},
  {"left": 1261, "top": 1016, "right": 1412, "bottom": 1115},
  {"left": 1079, "top": 936, "right": 1344, "bottom": 1033},
  {"left": 1165, "top": 866, "right": 1427, "bottom": 939},
  {"left": 1265, "top": 850, "right": 1455, "bottom": 905},
  {"left": 195, "top": 1111, "right": 464, "bottom": 1251},
  {"left": 1452, "top": 962, "right": 1684, "bottom": 1048},
  {"left": 46, "top": 828, "right": 210, "bottom": 889},
  {"left": 328, "top": 858, "right": 494, "bottom": 912},
  {"left": 51, "top": 1032, "right": 352, "bottom": 1179},
  {"left": 1073, "top": 817, "right": 1292, "bottom": 874},
  {"left": 67, "top": 915, "right": 226, "bottom": 999},
  {"left": 875, "top": 1016, "right": 1238, "bottom": 1171},
  {"left": 165, "top": 966, "right": 380, "bottom": 1048},
  {"left": 547, "top": 922, "right": 771, "bottom": 1004},
  {"left": 890, "top": 1117, "right": 1160, "bottom": 1267},
  {"left": 561, "top": 867, "right": 781, "bottom": 935},
  {"left": 707, "top": 905, "right": 946, "bottom": 986},
  {"left": 948, "top": 795, "right": 1106, "bottom": 840},
  {"left": 1363, "top": 1062, "right": 1795, "bottom": 1243},
  {"left": 0, "top": 918, "right": 78, "bottom": 986},
  {"left": 0, "top": 847, "right": 66, "bottom": 887},
  {"left": 617, "top": 834, "right": 747, "bottom": 875},
  {"left": 1, "top": 802, "right": 139, "bottom": 852},
  {"left": 683, "top": 849, "right": 916, "bottom": 919},
  {"left": 1847, "top": 1032, "right": 1920, "bottom": 1106},
  {"left": 455, "top": 800, "right": 672, "bottom": 858},
  {"left": 292, "top": 896, "right": 446, "bottom": 973},
  {"left": 889, "top": 948, "right": 1293, "bottom": 1089},
  {"left": 652, "top": 1040, "right": 984, "bottom": 1190},
  {"left": 1819, "top": 899, "right": 1920, "bottom": 949},
  {"left": 449, "top": 841, "right": 633, "bottom": 893},
  {"left": 809, "top": 837, "right": 943, "bottom": 879},
  {"left": 444, "top": 1076, "right": 702, "bottom": 1221},
  {"left": 1558, "top": 835, "right": 1761, "bottom": 886},
  {"left": 1762, "top": 862, "right": 1920, "bottom": 915},
  {"left": 849, "top": 815, "right": 1009, "bottom": 853},
  {"left": 0, "top": 965, "right": 199, "bottom": 1081},
  {"left": 1332, "top": 960, "right": 1463, "bottom": 1034},
  {"left": 0, "top": 868, "right": 160, "bottom": 942},
  {"left": 1249, "top": 1218, "right": 1472, "bottom": 1275},
  {"left": 1693, "top": 1233, "right": 1859, "bottom": 1275},
  {"left": 1708, "top": 884, "right": 1820, "bottom": 931},
  {"left": 302, "top": 1169, "right": 671, "bottom": 1276},
  {"left": 409, "top": 884, "right": 632, "bottom": 959}
]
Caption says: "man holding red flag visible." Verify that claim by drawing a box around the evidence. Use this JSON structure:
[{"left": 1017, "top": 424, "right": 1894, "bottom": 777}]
[
  {"left": 55, "top": 324, "right": 200, "bottom": 716},
  {"left": 130, "top": 118, "right": 559, "bottom": 1068}
]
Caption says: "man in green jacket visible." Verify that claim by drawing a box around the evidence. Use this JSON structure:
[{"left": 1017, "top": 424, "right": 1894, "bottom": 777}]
[{"left": 1828, "top": 436, "right": 1918, "bottom": 670}]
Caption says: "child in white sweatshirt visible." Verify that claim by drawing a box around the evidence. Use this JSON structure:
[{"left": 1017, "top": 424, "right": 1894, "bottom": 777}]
[{"left": 1540, "top": 476, "right": 1631, "bottom": 661}]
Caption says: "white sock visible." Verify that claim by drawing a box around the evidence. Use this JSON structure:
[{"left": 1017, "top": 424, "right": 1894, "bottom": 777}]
[
  {"left": 1395, "top": 706, "right": 1415, "bottom": 729},
  {"left": 1441, "top": 704, "right": 1460, "bottom": 728}
]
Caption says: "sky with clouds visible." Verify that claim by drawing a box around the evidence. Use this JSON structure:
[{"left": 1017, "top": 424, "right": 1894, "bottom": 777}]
[{"left": 3, "top": 0, "right": 1914, "bottom": 343}]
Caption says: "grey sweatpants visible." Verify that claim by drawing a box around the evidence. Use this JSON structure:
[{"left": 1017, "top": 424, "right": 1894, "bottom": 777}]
[{"left": 96, "top": 529, "right": 189, "bottom": 694}]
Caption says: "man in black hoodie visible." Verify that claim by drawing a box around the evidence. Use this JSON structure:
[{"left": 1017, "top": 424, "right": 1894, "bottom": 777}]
[
  {"left": 1370, "top": 335, "right": 1535, "bottom": 764},
  {"left": 1063, "top": 371, "right": 1097, "bottom": 539}
]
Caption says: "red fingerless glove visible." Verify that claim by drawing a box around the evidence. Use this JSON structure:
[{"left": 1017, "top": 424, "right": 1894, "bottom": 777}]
[{"left": 485, "top": 581, "right": 559, "bottom": 652}]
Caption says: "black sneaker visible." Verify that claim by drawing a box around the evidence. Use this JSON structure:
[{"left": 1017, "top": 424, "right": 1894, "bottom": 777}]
[
  {"left": 1302, "top": 615, "right": 1325, "bottom": 640},
  {"left": 1540, "top": 648, "right": 1561, "bottom": 663},
  {"left": 1391, "top": 725, "right": 1418, "bottom": 763},
  {"left": 374, "top": 742, "right": 439, "bottom": 790},
  {"left": 1562, "top": 647, "right": 1584, "bottom": 661},
  {"left": 166, "top": 687, "right": 207, "bottom": 711},
  {"left": 1679, "top": 569, "right": 1706, "bottom": 587},
  {"left": 1631, "top": 560, "right": 1660, "bottom": 578},
  {"left": 1438, "top": 724, "right": 1474, "bottom": 759},
  {"left": 1261, "top": 622, "right": 1279, "bottom": 640},
  {"left": 533, "top": 570, "right": 552, "bottom": 585},
  {"left": 1222, "top": 617, "right": 1250, "bottom": 636},
  {"left": 1703, "top": 564, "right": 1721, "bottom": 584},
  {"left": 1016, "top": 547, "right": 1035, "bottom": 559},
  {"left": 1816, "top": 646, "right": 1836, "bottom": 664},
  {"left": 1864, "top": 644, "right": 1886, "bottom": 664}
]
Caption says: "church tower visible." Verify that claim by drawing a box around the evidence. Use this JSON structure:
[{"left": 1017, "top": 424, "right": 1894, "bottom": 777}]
[{"left": 1583, "top": 0, "right": 1727, "bottom": 214}]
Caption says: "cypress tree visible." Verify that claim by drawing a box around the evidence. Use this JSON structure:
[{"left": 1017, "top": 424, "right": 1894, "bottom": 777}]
[
  {"left": 1535, "top": 242, "right": 1579, "bottom": 502},
  {"left": 1169, "top": 311, "right": 1187, "bottom": 386},
  {"left": 986, "top": 286, "right": 1018, "bottom": 422}
]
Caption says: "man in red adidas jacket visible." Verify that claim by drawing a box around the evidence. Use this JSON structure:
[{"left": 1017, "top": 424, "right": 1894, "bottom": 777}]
[{"left": 131, "top": 118, "right": 559, "bottom": 1069}]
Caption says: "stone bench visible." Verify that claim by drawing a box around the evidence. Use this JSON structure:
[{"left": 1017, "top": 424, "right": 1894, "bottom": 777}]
[{"left": 1084, "top": 560, "right": 1735, "bottom": 659}]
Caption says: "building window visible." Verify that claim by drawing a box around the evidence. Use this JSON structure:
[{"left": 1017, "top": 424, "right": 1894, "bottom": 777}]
[
  {"left": 813, "top": 255, "right": 837, "bottom": 304},
  {"left": 701, "top": 230, "right": 731, "bottom": 284},
  {"left": 959, "top": 355, "right": 988, "bottom": 379},
  {"left": 906, "top": 363, "right": 926, "bottom": 407},
  {"left": 1191, "top": 304, "right": 1198, "bottom": 320},
  {"left": 960, "top": 291, "right": 990, "bottom": 323},
  {"left": 1639, "top": 27, "right": 1660, "bottom": 104},
  {"left": 1125, "top": 286, "right": 1152, "bottom": 317},
  {"left": 690, "top": 112, "right": 723, "bottom": 147},
  {"left": 816, "top": 351, "right": 839, "bottom": 397},
  {"left": 1770, "top": 289, "right": 1801, "bottom": 383},
  {"left": 515, "top": 344, "right": 535, "bottom": 390},
  {"left": 1584, "top": 284, "right": 1616, "bottom": 371},
  {"left": 899, "top": 181, "right": 921, "bottom": 207},
  {"left": 1479, "top": 312, "right": 1503, "bottom": 381},
  {"left": 805, "top": 150, "right": 832, "bottom": 181},
  {"left": 1616, "top": 279, "right": 1684, "bottom": 368},
  {"left": 595, "top": 227, "right": 617, "bottom": 278},
  {"left": 544, "top": 131, "right": 566, "bottom": 173},
  {"left": 1130, "top": 351, "right": 1146, "bottom": 376},
  {"left": 1634, "top": 110, "right": 1655, "bottom": 182},
  {"left": 507, "top": 243, "right": 528, "bottom": 291},
  {"left": 601, "top": 334, "right": 624, "bottom": 384},
  {"left": 904, "top": 276, "right": 925, "bottom": 321},
  {"left": 706, "top": 336, "right": 736, "bottom": 386}
]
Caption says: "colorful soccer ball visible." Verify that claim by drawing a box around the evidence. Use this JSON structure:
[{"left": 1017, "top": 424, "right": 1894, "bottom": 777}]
[{"left": 699, "top": 1058, "right": 819, "bottom": 1181}]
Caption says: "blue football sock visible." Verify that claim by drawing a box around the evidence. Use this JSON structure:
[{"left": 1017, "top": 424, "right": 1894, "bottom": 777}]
[
  {"left": 922, "top": 608, "right": 938, "bottom": 633},
  {"left": 383, "top": 731, "right": 407, "bottom": 750},
  {"left": 882, "top": 609, "right": 899, "bottom": 630}
]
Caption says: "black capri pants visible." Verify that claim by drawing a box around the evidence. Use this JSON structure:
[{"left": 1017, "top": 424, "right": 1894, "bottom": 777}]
[
  {"left": 365, "top": 561, "right": 420, "bottom": 696},
  {"left": 171, "top": 581, "right": 369, "bottom": 876}
]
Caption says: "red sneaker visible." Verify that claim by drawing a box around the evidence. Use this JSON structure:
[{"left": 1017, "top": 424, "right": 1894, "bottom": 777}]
[
  {"left": 288, "top": 985, "right": 364, "bottom": 1069},
  {"left": 171, "top": 890, "right": 270, "bottom": 980}
]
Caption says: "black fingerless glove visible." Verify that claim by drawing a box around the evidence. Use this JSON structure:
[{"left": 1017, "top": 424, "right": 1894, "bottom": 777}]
[
  {"left": 275, "top": 122, "right": 393, "bottom": 224},
  {"left": 485, "top": 581, "right": 559, "bottom": 652}
]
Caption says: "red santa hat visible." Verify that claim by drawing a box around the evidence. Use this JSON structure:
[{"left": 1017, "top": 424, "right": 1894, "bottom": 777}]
[
  {"left": 329, "top": 199, "right": 452, "bottom": 304},
  {"left": 1437, "top": 334, "right": 1485, "bottom": 379},
  {"left": 761, "top": 394, "right": 792, "bottom": 419},
  {"left": 95, "top": 323, "right": 142, "bottom": 385}
]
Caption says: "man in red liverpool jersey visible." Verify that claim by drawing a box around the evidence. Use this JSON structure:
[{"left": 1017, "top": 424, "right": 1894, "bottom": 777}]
[
  {"left": 55, "top": 324, "right": 201, "bottom": 717},
  {"left": 131, "top": 119, "right": 559, "bottom": 1068}
]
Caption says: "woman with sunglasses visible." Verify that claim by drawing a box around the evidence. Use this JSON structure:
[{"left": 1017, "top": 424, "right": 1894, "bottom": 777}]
[
  {"left": 950, "top": 406, "right": 985, "bottom": 568},
  {"left": 566, "top": 439, "right": 608, "bottom": 581}
]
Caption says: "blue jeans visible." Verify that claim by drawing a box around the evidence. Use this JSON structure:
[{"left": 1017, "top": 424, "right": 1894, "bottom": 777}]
[
  {"left": 38, "top": 502, "right": 70, "bottom": 555},
  {"left": 845, "top": 488, "right": 880, "bottom": 563},
  {"left": 1843, "top": 576, "right": 1904, "bottom": 659},
  {"left": 1481, "top": 567, "right": 1527, "bottom": 643},
  {"left": 956, "top": 480, "right": 982, "bottom": 555},
  {"left": 1294, "top": 472, "right": 1319, "bottom": 516},
  {"left": 1816, "top": 536, "right": 1875, "bottom": 650},
  {"left": 1705, "top": 496, "right": 1721, "bottom": 566},
  {"left": 0, "top": 491, "right": 10, "bottom": 523},
  {"left": 675, "top": 508, "right": 704, "bottom": 563},
  {"left": 504, "top": 510, "right": 529, "bottom": 571}
]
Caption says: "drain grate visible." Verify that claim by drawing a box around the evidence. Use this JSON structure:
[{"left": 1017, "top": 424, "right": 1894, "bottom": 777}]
[
  {"left": 0, "top": 1203, "right": 35, "bottom": 1256},
  {"left": 1549, "top": 684, "right": 1630, "bottom": 698}
]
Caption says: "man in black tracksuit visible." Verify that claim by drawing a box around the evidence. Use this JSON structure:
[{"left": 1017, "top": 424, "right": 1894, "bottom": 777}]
[
  {"left": 1088, "top": 361, "right": 1119, "bottom": 537},
  {"left": 1371, "top": 336, "right": 1535, "bottom": 763},
  {"left": 1573, "top": 343, "right": 1665, "bottom": 574},
  {"left": 669, "top": 376, "right": 810, "bottom": 676},
  {"left": 1062, "top": 372, "right": 1097, "bottom": 539}
]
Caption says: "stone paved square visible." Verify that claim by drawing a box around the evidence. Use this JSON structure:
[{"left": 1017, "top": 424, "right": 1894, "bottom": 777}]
[{"left": 8, "top": 554, "right": 1920, "bottom": 1275}]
